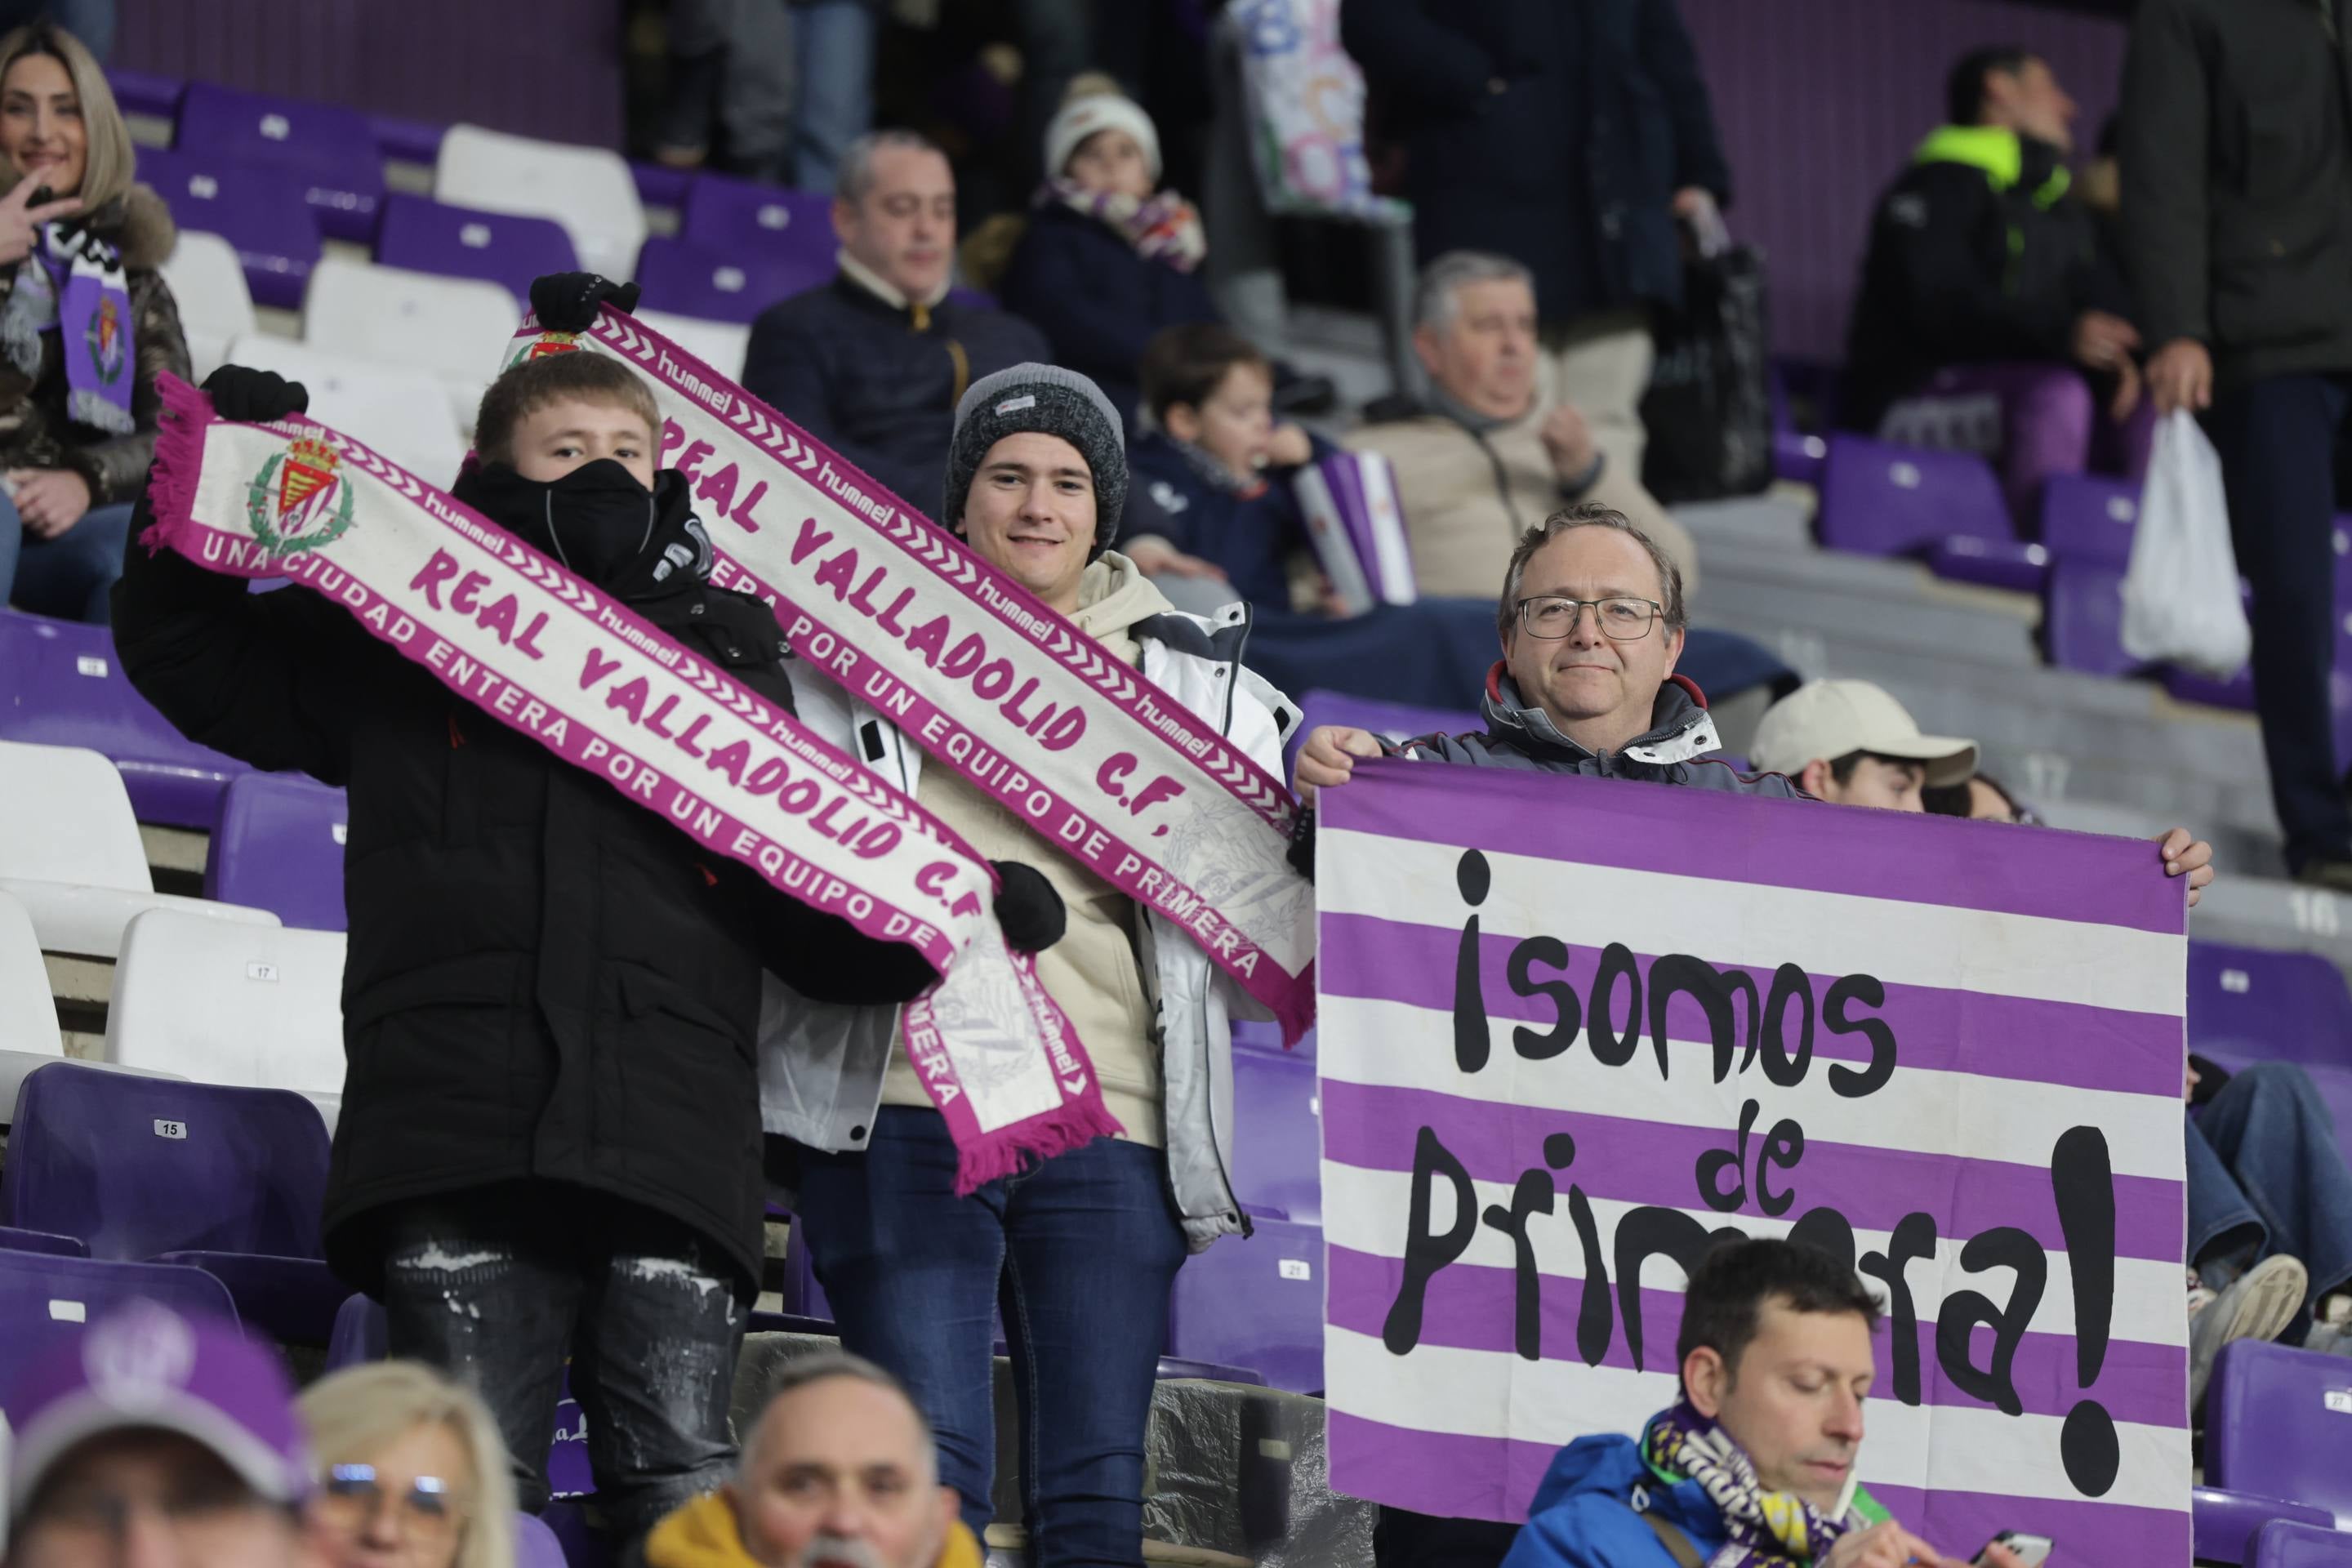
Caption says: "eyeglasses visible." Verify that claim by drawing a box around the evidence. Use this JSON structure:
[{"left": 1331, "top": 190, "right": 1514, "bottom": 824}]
[
  {"left": 317, "top": 1466, "right": 469, "bottom": 1548},
  {"left": 1513, "top": 595, "right": 1664, "bottom": 640}
]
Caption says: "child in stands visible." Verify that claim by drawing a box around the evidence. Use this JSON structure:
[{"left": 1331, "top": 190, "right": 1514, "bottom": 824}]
[
  {"left": 111, "top": 327, "right": 1062, "bottom": 1555},
  {"left": 997, "top": 80, "right": 1220, "bottom": 432},
  {"left": 1122, "top": 322, "right": 1336, "bottom": 615}
]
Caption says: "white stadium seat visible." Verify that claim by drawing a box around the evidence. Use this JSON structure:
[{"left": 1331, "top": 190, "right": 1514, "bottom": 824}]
[
  {"left": 225, "top": 333, "right": 468, "bottom": 488},
  {"left": 0, "top": 741, "right": 278, "bottom": 959},
  {"left": 158, "top": 230, "right": 257, "bottom": 384},
  {"left": 638, "top": 310, "right": 751, "bottom": 381},
  {"left": 0, "top": 889, "right": 63, "bottom": 1120},
  {"left": 299, "top": 256, "right": 514, "bottom": 434},
  {"left": 104, "top": 909, "right": 345, "bottom": 1125},
  {"left": 434, "top": 123, "right": 648, "bottom": 283}
]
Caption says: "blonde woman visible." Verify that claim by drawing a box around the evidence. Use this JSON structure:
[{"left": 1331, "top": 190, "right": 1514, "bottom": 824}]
[
  {"left": 298, "top": 1362, "right": 519, "bottom": 1568},
  {"left": 0, "top": 20, "right": 188, "bottom": 624}
]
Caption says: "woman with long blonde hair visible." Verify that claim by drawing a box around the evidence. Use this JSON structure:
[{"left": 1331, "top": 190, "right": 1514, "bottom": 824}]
[
  {"left": 0, "top": 20, "right": 187, "bottom": 624},
  {"left": 298, "top": 1361, "right": 519, "bottom": 1568}
]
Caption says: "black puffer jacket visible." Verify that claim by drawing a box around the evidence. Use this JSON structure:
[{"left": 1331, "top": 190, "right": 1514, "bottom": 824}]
[{"left": 111, "top": 467, "right": 935, "bottom": 1296}]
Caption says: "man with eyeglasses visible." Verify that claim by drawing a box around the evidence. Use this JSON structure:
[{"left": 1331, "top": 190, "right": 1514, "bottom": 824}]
[
  {"left": 3, "top": 1302, "right": 323, "bottom": 1568},
  {"left": 1295, "top": 502, "right": 1794, "bottom": 806}
]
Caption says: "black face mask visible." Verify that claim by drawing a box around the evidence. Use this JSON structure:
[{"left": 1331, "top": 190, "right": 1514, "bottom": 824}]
[{"left": 457, "top": 459, "right": 660, "bottom": 587}]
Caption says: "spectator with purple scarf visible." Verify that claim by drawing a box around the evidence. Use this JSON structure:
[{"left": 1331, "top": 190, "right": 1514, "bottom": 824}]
[
  {"left": 1841, "top": 46, "right": 2149, "bottom": 523},
  {"left": 0, "top": 22, "right": 185, "bottom": 626}
]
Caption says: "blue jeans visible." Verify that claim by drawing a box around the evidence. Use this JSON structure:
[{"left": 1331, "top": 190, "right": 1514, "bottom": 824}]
[
  {"left": 795, "top": 1108, "right": 1189, "bottom": 1566},
  {"left": 785, "top": 0, "right": 876, "bottom": 194},
  {"left": 2188, "top": 1062, "right": 2352, "bottom": 1339},
  {"left": 6, "top": 497, "right": 135, "bottom": 624}
]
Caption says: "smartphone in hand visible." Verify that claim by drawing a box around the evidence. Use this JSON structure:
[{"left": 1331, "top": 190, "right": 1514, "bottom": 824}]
[{"left": 1975, "top": 1532, "right": 2054, "bottom": 1567}]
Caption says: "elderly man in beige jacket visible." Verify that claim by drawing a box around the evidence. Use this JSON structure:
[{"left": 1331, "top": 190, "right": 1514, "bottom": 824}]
[{"left": 1346, "top": 251, "right": 1696, "bottom": 601}]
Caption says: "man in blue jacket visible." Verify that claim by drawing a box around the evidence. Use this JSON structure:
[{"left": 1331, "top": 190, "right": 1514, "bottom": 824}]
[{"left": 1503, "top": 1240, "right": 2041, "bottom": 1568}]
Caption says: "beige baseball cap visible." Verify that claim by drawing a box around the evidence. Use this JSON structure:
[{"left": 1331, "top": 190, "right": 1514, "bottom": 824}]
[{"left": 1749, "top": 679, "right": 1978, "bottom": 786}]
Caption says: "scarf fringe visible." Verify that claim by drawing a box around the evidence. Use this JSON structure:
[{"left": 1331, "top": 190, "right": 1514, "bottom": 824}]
[
  {"left": 142, "top": 372, "right": 216, "bottom": 552},
  {"left": 950, "top": 1094, "right": 1127, "bottom": 1196}
]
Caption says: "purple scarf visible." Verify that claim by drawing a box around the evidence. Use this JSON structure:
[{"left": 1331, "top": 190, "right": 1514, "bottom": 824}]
[
  {"left": 2, "top": 222, "right": 136, "bottom": 435},
  {"left": 1641, "top": 1400, "right": 1865, "bottom": 1567},
  {"left": 1045, "top": 178, "right": 1208, "bottom": 274}
]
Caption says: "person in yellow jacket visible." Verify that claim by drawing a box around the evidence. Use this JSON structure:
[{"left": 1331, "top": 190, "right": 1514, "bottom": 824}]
[{"left": 644, "top": 1352, "right": 984, "bottom": 1568}]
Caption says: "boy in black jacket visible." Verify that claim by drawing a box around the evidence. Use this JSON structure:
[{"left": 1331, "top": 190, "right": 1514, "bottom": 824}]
[{"left": 110, "top": 309, "right": 1062, "bottom": 1548}]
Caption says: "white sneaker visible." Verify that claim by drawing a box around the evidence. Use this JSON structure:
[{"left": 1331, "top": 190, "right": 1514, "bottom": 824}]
[{"left": 2191, "top": 1254, "right": 2310, "bottom": 1410}]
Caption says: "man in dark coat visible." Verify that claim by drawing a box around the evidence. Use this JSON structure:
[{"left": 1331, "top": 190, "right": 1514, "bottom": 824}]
[
  {"left": 1339, "top": 0, "right": 1731, "bottom": 497},
  {"left": 109, "top": 324, "right": 1060, "bottom": 1549},
  {"left": 2123, "top": 0, "right": 2352, "bottom": 889},
  {"left": 742, "top": 130, "right": 1049, "bottom": 518},
  {"left": 1842, "top": 47, "right": 2145, "bottom": 519}
]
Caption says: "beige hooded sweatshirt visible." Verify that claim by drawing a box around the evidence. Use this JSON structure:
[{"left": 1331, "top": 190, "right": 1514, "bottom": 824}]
[{"left": 880, "top": 552, "right": 1177, "bottom": 1146}]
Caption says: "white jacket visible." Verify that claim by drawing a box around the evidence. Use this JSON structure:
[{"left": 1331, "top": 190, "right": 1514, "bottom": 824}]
[{"left": 755, "top": 600, "right": 1301, "bottom": 1252}]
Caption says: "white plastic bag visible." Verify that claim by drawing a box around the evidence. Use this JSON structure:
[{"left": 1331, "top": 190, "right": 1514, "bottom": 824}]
[{"left": 2120, "top": 408, "right": 2252, "bottom": 678}]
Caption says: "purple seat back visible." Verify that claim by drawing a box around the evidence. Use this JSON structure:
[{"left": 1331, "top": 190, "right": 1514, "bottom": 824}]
[
  {"left": 3, "top": 1062, "right": 330, "bottom": 1263},
  {"left": 108, "top": 69, "right": 187, "bottom": 120},
  {"left": 1285, "top": 688, "right": 1481, "bottom": 780},
  {"left": 1228, "top": 1020, "right": 1312, "bottom": 1062},
  {"left": 1816, "top": 434, "right": 2011, "bottom": 558},
  {"left": 0, "top": 1223, "right": 86, "bottom": 1257},
  {"left": 1165, "top": 1213, "right": 1323, "bottom": 1393},
  {"left": 517, "top": 1512, "right": 570, "bottom": 1568},
  {"left": 2165, "top": 664, "right": 2257, "bottom": 712},
  {"left": 2209, "top": 1338, "right": 2352, "bottom": 1517},
  {"left": 2255, "top": 1521, "right": 2352, "bottom": 1567},
  {"left": 0, "top": 1252, "right": 238, "bottom": 1410},
  {"left": 632, "top": 161, "right": 696, "bottom": 212},
  {"left": 2198, "top": 1488, "right": 2336, "bottom": 1568},
  {"left": 1925, "top": 537, "right": 2047, "bottom": 594},
  {"left": 134, "top": 145, "right": 323, "bottom": 311},
  {"left": 369, "top": 116, "right": 447, "bottom": 167},
  {"left": 635, "top": 235, "right": 832, "bottom": 326},
  {"left": 1231, "top": 1046, "right": 1320, "bottom": 1224},
  {"left": 679, "top": 176, "right": 832, "bottom": 267},
  {"left": 375, "top": 192, "right": 577, "bottom": 308},
  {"left": 2039, "top": 474, "right": 2141, "bottom": 567},
  {"left": 2188, "top": 942, "right": 2352, "bottom": 1070},
  {"left": 204, "top": 772, "right": 350, "bottom": 932},
  {"left": 778, "top": 1214, "right": 833, "bottom": 1323},
  {"left": 327, "top": 1290, "right": 387, "bottom": 1369},
  {"left": 2042, "top": 560, "right": 2142, "bottom": 679},
  {"left": 0, "top": 609, "right": 247, "bottom": 829},
  {"left": 174, "top": 81, "right": 385, "bottom": 243},
  {"left": 1155, "top": 1356, "right": 1266, "bottom": 1385}
]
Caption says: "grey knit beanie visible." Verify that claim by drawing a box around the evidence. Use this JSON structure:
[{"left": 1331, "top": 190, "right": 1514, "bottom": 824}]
[{"left": 941, "top": 363, "right": 1128, "bottom": 550}]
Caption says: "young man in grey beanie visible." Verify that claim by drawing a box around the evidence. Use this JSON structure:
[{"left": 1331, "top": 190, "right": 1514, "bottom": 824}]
[{"left": 761, "top": 363, "right": 1301, "bottom": 1566}]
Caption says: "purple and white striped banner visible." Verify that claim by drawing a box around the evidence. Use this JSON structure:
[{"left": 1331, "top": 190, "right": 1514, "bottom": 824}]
[{"left": 1317, "top": 760, "right": 2190, "bottom": 1562}]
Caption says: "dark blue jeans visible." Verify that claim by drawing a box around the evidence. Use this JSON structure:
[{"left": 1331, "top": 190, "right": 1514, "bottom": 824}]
[
  {"left": 2188, "top": 1062, "right": 2352, "bottom": 1339},
  {"left": 795, "top": 1107, "right": 1190, "bottom": 1566},
  {"left": 5, "top": 498, "right": 136, "bottom": 625},
  {"left": 2206, "top": 374, "right": 2352, "bottom": 871}
]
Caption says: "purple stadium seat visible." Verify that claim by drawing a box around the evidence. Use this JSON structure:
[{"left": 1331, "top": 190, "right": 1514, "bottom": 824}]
[
  {"left": 203, "top": 772, "right": 350, "bottom": 933},
  {"left": 679, "top": 175, "right": 833, "bottom": 270},
  {"left": 326, "top": 1290, "right": 385, "bottom": 1370},
  {"left": 2164, "top": 663, "right": 2257, "bottom": 712},
  {"left": 1156, "top": 1356, "right": 1266, "bottom": 1385},
  {"left": 2209, "top": 1338, "right": 2352, "bottom": 1519},
  {"left": 1165, "top": 1210, "right": 1323, "bottom": 1393},
  {"left": 2, "top": 1061, "right": 341, "bottom": 1343},
  {"left": 2197, "top": 1488, "right": 2336, "bottom": 1567},
  {"left": 2188, "top": 942, "right": 2352, "bottom": 1069},
  {"left": 517, "top": 1512, "right": 570, "bottom": 1568},
  {"left": 109, "top": 69, "right": 187, "bottom": 121},
  {"left": 374, "top": 192, "right": 577, "bottom": 308},
  {"left": 2041, "top": 560, "right": 2144, "bottom": 679},
  {"left": 2255, "top": 1521, "right": 2352, "bottom": 1568},
  {"left": 632, "top": 161, "right": 695, "bottom": 212},
  {"left": 1285, "top": 688, "right": 1481, "bottom": 780},
  {"left": 0, "top": 1223, "right": 85, "bottom": 1257},
  {"left": 174, "top": 81, "right": 385, "bottom": 244},
  {"left": 134, "top": 145, "right": 323, "bottom": 312},
  {"left": 0, "top": 608, "right": 248, "bottom": 829},
  {"left": 369, "top": 115, "right": 447, "bottom": 167},
  {"left": 1816, "top": 434, "right": 2011, "bottom": 559},
  {"left": 1925, "top": 535, "right": 2047, "bottom": 594},
  {"left": 1232, "top": 1045, "right": 1320, "bottom": 1225},
  {"left": 2039, "top": 473, "right": 2140, "bottom": 568},
  {"left": 0, "top": 1250, "right": 238, "bottom": 1405},
  {"left": 634, "top": 234, "right": 832, "bottom": 326},
  {"left": 778, "top": 1214, "right": 833, "bottom": 1323},
  {"left": 1772, "top": 430, "right": 1827, "bottom": 487}
]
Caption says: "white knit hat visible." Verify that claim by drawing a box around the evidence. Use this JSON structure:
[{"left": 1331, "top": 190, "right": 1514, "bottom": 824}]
[{"left": 1045, "top": 91, "right": 1162, "bottom": 184}]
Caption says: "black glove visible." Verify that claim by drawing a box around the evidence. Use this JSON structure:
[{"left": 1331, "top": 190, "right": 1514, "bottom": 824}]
[
  {"left": 991, "top": 861, "right": 1067, "bottom": 953},
  {"left": 529, "top": 272, "right": 642, "bottom": 333},
  {"left": 202, "top": 365, "right": 307, "bottom": 424}
]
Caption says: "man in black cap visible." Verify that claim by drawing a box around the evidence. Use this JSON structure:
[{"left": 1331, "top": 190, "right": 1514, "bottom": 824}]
[{"left": 763, "top": 362, "right": 1300, "bottom": 1566}]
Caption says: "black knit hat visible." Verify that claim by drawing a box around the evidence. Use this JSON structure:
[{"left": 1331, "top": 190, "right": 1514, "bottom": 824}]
[{"left": 941, "top": 363, "right": 1128, "bottom": 550}]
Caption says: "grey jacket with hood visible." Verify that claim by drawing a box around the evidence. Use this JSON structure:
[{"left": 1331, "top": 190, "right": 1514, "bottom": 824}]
[{"left": 1395, "top": 664, "right": 1806, "bottom": 798}]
